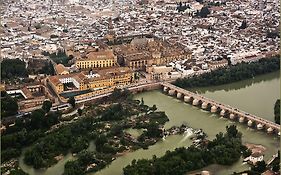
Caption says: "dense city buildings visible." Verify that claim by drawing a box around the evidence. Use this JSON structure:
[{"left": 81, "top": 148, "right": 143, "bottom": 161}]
[
  {"left": 48, "top": 67, "right": 133, "bottom": 94},
  {"left": 114, "top": 37, "right": 192, "bottom": 70},
  {"left": 0, "top": 0, "right": 279, "bottom": 117},
  {"left": 0, "top": 0, "right": 280, "bottom": 175}
]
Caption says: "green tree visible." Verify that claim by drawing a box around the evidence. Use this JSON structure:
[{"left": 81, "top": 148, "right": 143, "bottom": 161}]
[
  {"left": 151, "top": 104, "right": 157, "bottom": 112},
  {"left": 9, "top": 169, "right": 29, "bottom": 175},
  {"left": 274, "top": 99, "right": 280, "bottom": 124},
  {"left": 30, "top": 109, "right": 46, "bottom": 129},
  {"left": 45, "top": 112, "right": 60, "bottom": 127},
  {"left": 78, "top": 108, "right": 83, "bottom": 116},
  {"left": 1, "top": 95, "right": 18, "bottom": 118},
  {"left": 226, "top": 125, "right": 241, "bottom": 138},
  {"left": 1, "top": 59, "right": 28, "bottom": 79},
  {"left": 68, "top": 97, "right": 76, "bottom": 108},
  {"left": 239, "top": 20, "right": 247, "bottom": 29},
  {"left": 140, "top": 98, "right": 144, "bottom": 106},
  {"left": 199, "top": 6, "right": 210, "bottom": 18},
  {"left": 251, "top": 161, "right": 267, "bottom": 173},
  {"left": 64, "top": 161, "right": 84, "bottom": 175},
  {"left": 42, "top": 100, "right": 52, "bottom": 113}
]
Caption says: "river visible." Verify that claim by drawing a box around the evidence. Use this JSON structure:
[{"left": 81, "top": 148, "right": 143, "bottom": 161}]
[
  {"left": 191, "top": 71, "right": 280, "bottom": 122},
  {"left": 19, "top": 71, "right": 280, "bottom": 175}
]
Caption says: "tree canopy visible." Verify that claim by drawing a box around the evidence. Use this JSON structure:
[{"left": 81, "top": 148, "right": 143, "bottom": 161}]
[
  {"left": 198, "top": 6, "right": 210, "bottom": 18},
  {"left": 1, "top": 93, "right": 18, "bottom": 118},
  {"left": 123, "top": 125, "right": 246, "bottom": 175},
  {"left": 68, "top": 97, "right": 76, "bottom": 108},
  {"left": 42, "top": 100, "right": 52, "bottom": 113},
  {"left": 274, "top": 99, "right": 280, "bottom": 124},
  {"left": 1, "top": 59, "right": 28, "bottom": 79}
]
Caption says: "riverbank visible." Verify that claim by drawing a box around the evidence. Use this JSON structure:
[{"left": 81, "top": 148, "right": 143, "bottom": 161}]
[{"left": 174, "top": 57, "right": 280, "bottom": 88}]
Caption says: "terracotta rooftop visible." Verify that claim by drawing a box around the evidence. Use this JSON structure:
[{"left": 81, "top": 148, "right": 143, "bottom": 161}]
[
  {"left": 80, "top": 50, "right": 116, "bottom": 61},
  {"left": 55, "top": 64, "right": 69, "bottom": 75}
]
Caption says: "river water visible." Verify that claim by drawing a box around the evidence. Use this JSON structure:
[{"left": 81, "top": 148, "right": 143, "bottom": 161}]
[{"left": 19, "top": 71, "right": 280, "bottom": 175}]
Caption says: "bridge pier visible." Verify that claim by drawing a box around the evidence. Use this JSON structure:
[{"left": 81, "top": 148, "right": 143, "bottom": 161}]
[
  {"left": 177, "top": 92, "right": 182, "bottom": 99},
  {"left": 163, "top": 86, "right": 168, "bottom": 93},
  {"left": 257, "top": 123, "right": 264, "bottom": 130},
  {"left": 267, "top": 127, "right": 274, "bottom": 134},
  {"left": 192, "top": 99, "right": 199, "bottom": 106},
  {"left": 247, "top": 120, "right": 253, "bottom": 127},
  {"left": 229, "top": 113, "right": 236, "bottom": 120},
  {"left": 211, "top": 106, "right": 217, "bottom": 113},
  {"left": 239, "top": 117, "right": 245, "bottom": 123},
  {"left": 184, "top": 96, "right": 191, "bottom": 102},
  {"left": 220, "top": 110, "right": 225, "bottom": 116},
  {"left": 168, "top": 90, "right": 175, "bottom": 96},
  {"left": 201, "top": 102, "right": 208, "bottom": 109}
]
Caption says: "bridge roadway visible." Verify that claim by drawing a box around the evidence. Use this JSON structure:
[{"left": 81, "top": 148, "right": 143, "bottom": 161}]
[{"left": 161, "top": 82, "right": 280, "bottom": 134}]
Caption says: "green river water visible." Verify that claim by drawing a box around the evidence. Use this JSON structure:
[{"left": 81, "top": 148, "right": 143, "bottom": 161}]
[{"left": 19, "top": 71, "right": 280, "bottom": 175}]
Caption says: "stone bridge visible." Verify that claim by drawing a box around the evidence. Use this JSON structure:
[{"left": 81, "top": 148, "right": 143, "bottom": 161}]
[{"left": 161, "top": 82, "right": 280, "bottom": 135}]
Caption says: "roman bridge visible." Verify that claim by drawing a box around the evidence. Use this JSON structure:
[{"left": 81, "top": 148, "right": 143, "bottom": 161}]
[{"left": 161, "top": 82, "right": 280, "bottom": 135}]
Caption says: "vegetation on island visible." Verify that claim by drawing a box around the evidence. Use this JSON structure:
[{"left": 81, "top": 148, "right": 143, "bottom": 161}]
[
  {"left": 1, "top": 59, "right": 28, "bottom": 79},
  {"left": 123, "top": 125, "right": 249, "bottom": 175},
  {"left": 2, "top": 88, "right": 168, "bottom": 174},
  {"left": 1, "top": 107, "right": 61, "bottom": 164},
  {"left": 274, "top": 99, "right": 280, "bottom": 124},
  {"left": 174, "top": 57, "right": 280, "bottom": 88}
]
